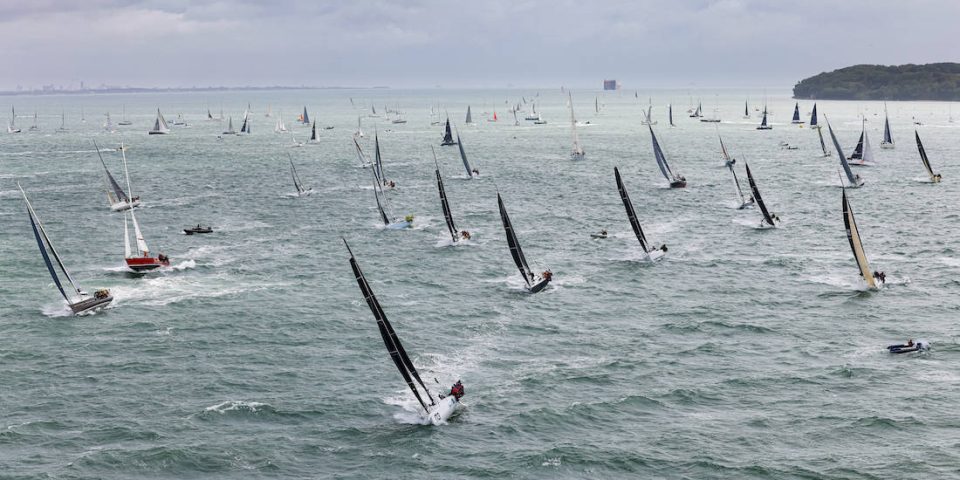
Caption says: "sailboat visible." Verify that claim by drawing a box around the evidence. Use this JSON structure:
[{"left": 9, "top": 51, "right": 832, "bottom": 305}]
[
  {"left": 148, "top": 109, "right": 170, "bottom": 135},
  {"left": 207, "top": 108, "right": 214, "bottom": 120},
  {"left": 95, "top": 141, "right": 141, "bottom": 212},
  {"left": 649, "top": 125, "right": 686, "bottom": 188},
  {"left": 8, "top": 106, "right": 21, "bottom": 133},
  {"left": 815, "top": 123, "right": 831, "bottom": 157},
  {"left": 842, "top": 186, "right": 879, "bottom": 290},
  {"left": 689, "top": 100, "right": 702, "bottom": 118},
  {"left": 118, "top": 104, "right": 132, "bottom": 126},
  {"left": 881, "top": 103, "right": 895, "bottom": 149},
  {"left": 343, "top": 239, "right": 462, "bottom": 424},
  {"left": 123, "top": 208, "right": 169, "bottom": 271},
  {"left": 102, "top": 112, "right": 116, "bottom": 132},
  {"left": 290, "top": 159, "right": 313, "bottom": 196},
  {"left": 614, "top": 167, "right": 666, "bottom": 262},
  {"left": 239, "top": 111, "right": 251, "bottom": 135},
  {"left": 370, "top": 173, "right": 411, "bottom": 229},
  {"left": 441, "top": 117, "right": 457, "bottom": 146},
  {"left": 848, "top": 119, "right": 875, "bottom": 166},
  {"left": 915, "top": 130, "right": 942, "bottom": 183},
  {"left": 791, "top": 102, "right": 804, "bottom": 124},
  {"left": 568, "top": 92, "right": 585, "bottom": 160},
  {"left": 497, "top": 193, "right": 552, "bottom": 293},
  {"left": 300, "top": 106, "right": 310, "bottom": 125},
  {"left": 274, "top": 111, "right": 287, "bottom": 132},
  {"left": 743, "top": 100, "right": 750, "bottom": 119},
  {"left": 745, "top": 161, "right": 779, "bottom": 228},
  {"left": 372, "top": 131, "right": 394, "bottom": 188},
  {"left": 265, "top": 104, "right": 272, "bottom": 118},
  {"left": 756, "top": 106, "right": 772, "bottom": 130},
  {"left": 719, "top": 135, "right": 754, "bottom": 209},
  {"left": 465, "top": 105, "right": 473, "bottom": 124},
  {"left": 668, "top": 104, "right": 675, "bottom": 127},
  {"left": 29, "top": 111, "right": 39, "bottom": 131},
  {"left": 434, "top": 148, "right": 469, "bottom": 243},
  {"left": 19, "top": 184, "right": 113, "bottom": 315},
  {"left": 809, "top": 103, "right": 819, "bottom": 127},
  {"left": 826, "top": 118, "right": 864, "bottom": 188},
  {"left": 56, "top": 110, "right": 68, "bottom": 133},
  {"left": 222, "top": 117, "right": 236, "bottom": 135},
  {"left": 354, "top": 138, "right": 372, "bottom": 168},
  {"left": 642, "top": 104, "right": 658, "bottom": 125},
  {"left": 308, "top": 121, "right": 319, "bottom": 143},
  {"left": 455, "top": 129, "right": 476, "bottom": 177},
  {"left": 700, "top": 98, "right": 720, "bottom": 123},
  {"left": 488, "top": 110, "right": 498, "bottom": 122}
]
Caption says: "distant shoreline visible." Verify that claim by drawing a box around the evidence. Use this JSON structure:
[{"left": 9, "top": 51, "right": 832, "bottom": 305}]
[
  {"left": 0, "top": 86, "right": 374, "bottom": 96},
  {"left": 794, "top": 63, "right": 960, "bottom": 101}
]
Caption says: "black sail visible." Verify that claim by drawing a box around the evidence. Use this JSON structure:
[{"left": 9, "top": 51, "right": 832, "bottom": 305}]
[
  {"left": 916, "top": 130, "right": 937, "bottom": 178},
  {"left": 745, "top": 162, "right": 775, "bottom": 226},
  {"left": 614, "top": 167, "right": 649, "bottom": 251},
  {"left": 344, "top": 240, "right": 434, "bottom": 412},
  {"left": 441, "top": 118, "right": 455, "bottom": 145},
  {"left": 435, "top": 168, "right": 458, "bottom": 242},
  {"left": 498, "top": 193, "right": 532, "bottom": 286}
]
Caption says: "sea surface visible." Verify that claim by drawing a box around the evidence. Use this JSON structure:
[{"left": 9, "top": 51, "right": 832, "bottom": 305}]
[{"left": 1, "top": 88, "right": 959, "bottom": 479}]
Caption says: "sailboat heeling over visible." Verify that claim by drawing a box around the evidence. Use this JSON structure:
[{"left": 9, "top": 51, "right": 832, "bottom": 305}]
[
  {"left": 649, "top": 125, "right": 676, "bottom": 182},
  {"left": 614, "top": 167, "right": 650, "bottom": 251},
  {"left": 94, "top": 142, "right": 131, "bottom": 203},
  {"left": 745, "top": 162, "right": 775, "bottom": 226},
  {"left": 373, "top": 133, "right": 385, "bottom": 184},
  {"left": 343, "top": 240, "right": 435, "bottom": 413},
  {"left": 497, "top": 193, "right": 533, "bottom": 287},
  {"left": 456, "top": 132, "right": 472, "bottom": 176},
  {"left": 842, "top": 189, "right": 876, "bottom": 289},
  {"left": 827, "top": 121, "right": 859, "bottom": 186},
  {"left": 817, "top": 126, "right": 829, "bottom": 156},
  {"left": 916, "top": 130, "right": 939, "bottom": 180},
  {"left": 809, "top": 103, "right": 818, "bottom": 127},
  {"left": 372, "top": 178, "right": 391, "bottom": 226},
  {"left": 290, "top": 160, "right": 306, "bottom": 194},
  {"left": 22, "top": 187, "right": 84, "bottom": 302},
  {"left": 434, "top": 156, "right": 459, "bottom": 242}
]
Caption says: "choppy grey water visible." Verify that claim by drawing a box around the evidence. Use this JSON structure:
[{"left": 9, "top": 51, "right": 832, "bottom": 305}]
[{"left": 1, "top": 89, "right": 959, "bottom": 479}]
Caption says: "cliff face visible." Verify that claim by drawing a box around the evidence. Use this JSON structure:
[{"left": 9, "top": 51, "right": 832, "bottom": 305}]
[{"left": 793, "top": 63, "right": 960, "bottom": 101}]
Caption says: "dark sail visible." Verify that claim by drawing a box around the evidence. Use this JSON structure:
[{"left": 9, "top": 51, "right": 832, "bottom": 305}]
[
  {"left": 456, "top": 133, "right": 472, "bottom": 176},
  {"left": 668, "top": 104, "right": 674, "bottom": 126},
  {"left": 497, "top": 193, "right": 532, "bottom": 286},
  {"left": 649, "top": 125, "right": 675, "bottom": 182},
  {"left": 850, "top": 132, "right": 864, "bottom": 160},
  {"left": 809, "top": 103, "right": 818, "bottom": 127},
  {"left": 614, "top": 167, "right": 649, "bottom": 251},
  {"left": 745, "top": 162, "right": 775, "bottom": 226},
  {"left": 28, "top": 206, "right": 68, "bottom": 301},
  {"left": 344, "top": 240, "right": 434, "bottom": 412},
  {"left": 94, "top": 142, "right": 130, "bottom": 202},
  {"left": 302, "top": 106, "right": 310, "bottom": 124},
  {"left": 310, "top": 121, "right": 317, "bottom": 141},
  {"left": 290, "top": 160, "right": 305, "bottom": 193},
  {"left": 745, "top": 100, "right": 749, "bottom": 116},
  {"left": 791, "top": 102, "right": 801, "bottom": 123},
  {"left": 240, "top": 113, "right": 250, "bottom": 134},
  {"left": 436, "top": 169, "right": 458, "bottom": 242},
  {"left": 916, "top": 130, "right": 936, "bottom": 178},
  {"left": 373, "top": 180, "right": 390, "bottom": 225},
  {"left": 842, "top": 188, "right": 874, "bottom": 287},
  {"left": 441, "top": 118, "right": 455, "bottom": 145},
  {"left": 374, "top": 133, "right": 384, "bottom": 185},
  {"left": 883, "top": 116, "right": 893, "bottom": 144}
]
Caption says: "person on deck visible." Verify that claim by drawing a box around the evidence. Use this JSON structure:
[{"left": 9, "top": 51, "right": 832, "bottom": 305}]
[
  {"left": 542, "top": 270, "right": 553, "bottom": 281},
  {"left": 460, "top": 231, "right": 471, "bottom": 240},
  {"left": 449, "top": 380, "right": 464, "bottom": 400}
]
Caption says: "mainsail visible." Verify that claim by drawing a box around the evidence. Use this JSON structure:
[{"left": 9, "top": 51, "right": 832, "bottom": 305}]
[
  {"left": 568, "top": 92, "right": 584, "bottom": 159},
  {"left": 842, "top": 188, "right": 876, "bottom": 289},
  {"left": 290, "top": 160, "right": 306, "bottom": 194},
  {"left": 809, "top": 103, "right": 818, "bottom": 127},
  {"left": 309, "top": 121, "right": 318, "bottom": 142},
  {"left": 465, "top": 106, "right": 472, "bottom": 124},
  {"left": 614, "top": 167, "right": 651, "bottom": 252},
  {"left": 94, "top": 141, "right": 130, "bottom": 205},
  {"left": 757, "top": 107, "right": 770, "bottom": 129},
  {"left": 791, "top": 102, "right": 802, "bottom": 123},
  {"left": 817, "top": 125, "right": 830, "bottom": 156},
  {"left": 649, "top": 125, "right": 680, "bottom": 184},
  {"left": 150, "top": 109, "right": 170, "bottom": 134},
  {"left": 240, "top": 111, "right": 250, "bottom": 134},
  {"left": 224, "top": 117, "right": 236, "bottom": 135},
  {"left": 21, "top": 185, "right": 84, "bottom": 303},
  {"left": 343, "top": 240, "right": 435, "bottom": 413},
  {"left": 441, "top": 118, "right": 455, "bottom": 145},
  {"left": 745, "top": 162, "right": 775, "bottom": 226},
  {"left": 915, "top": 130, "right": 939, "bottom": 181},
  {"left": 433, "top": 149, "right": 459, "bottom": 242},
  {"left": 882, "top": 104, "right": 894, "bottom": 147},
  {"left": 301, "top": 106, "right": 310, "bottom": 124},
  {"left": 668, "top": 104, "right": 674, "bottom": 127},
  {"left": 497, "top": 193, "right": 533, "bottom": 287},
  {"left": 827, "top": 120, "right": 860, "bottom": 187},
  {"left": 373, "top": 132, "right": 385, "bottom": 185},
  {"left": 456, "top": 131, "right": 473, "bottom": 177}
]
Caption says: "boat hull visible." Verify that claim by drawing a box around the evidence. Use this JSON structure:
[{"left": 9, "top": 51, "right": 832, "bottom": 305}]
[
  {"left": 669, "top": 180, "right": 687, "bottom": 188},
  {"left": 386, "top": 220, "right": 412, "bottom": 230},
  {"left": 110, "top": 199, "right": 141, "bottom": 212},
  {"left": 427, "top": 396, "right": 460, "bottom": 425},
  {"left": 440, "top": 140, "right": 457, "bottom": 146},
  {"left": 148, "top": 131, "right": 167, "bottom": 135},
  {"left": 70, "top": 295, "right": 113, "bottom": 315},
  {"left": 887, "top": 340, "right": 929, "bottom": 354},
  {"left": 756, "top": 126, "right": 773, "bottom": 130},
  {"left": 527, "top": 277, "right": 551, "bottom": 294},
  {"left": 184, "top": 228, "right": 213, "bottom": 235},
  {"left": 880, "top": 142, "right": 895, "bottom": 150},
  {"left": 126, "top": 257, "right": 170, "bottom": 271}
]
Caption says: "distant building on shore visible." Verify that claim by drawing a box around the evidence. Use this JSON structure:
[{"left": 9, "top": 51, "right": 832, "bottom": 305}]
[{"left": 603, "top": 79, "right": 620, "bottom": 91}]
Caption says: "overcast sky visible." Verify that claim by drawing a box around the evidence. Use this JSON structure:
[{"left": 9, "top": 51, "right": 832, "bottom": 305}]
[{"left": 0, "top": 0, "right": 957, "bottom": 90}]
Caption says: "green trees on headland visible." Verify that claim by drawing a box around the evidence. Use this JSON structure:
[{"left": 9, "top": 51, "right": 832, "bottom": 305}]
[{"left": 793, "top": 63, "right": 960, "bottom": 100}]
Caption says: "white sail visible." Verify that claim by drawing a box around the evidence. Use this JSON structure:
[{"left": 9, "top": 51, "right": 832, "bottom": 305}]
[
  {"left": 124, "top": 214, "right": 132, "bottom": 258},
  {"left": 861, "top": 129, "right": 875, "bottom": 164},
  {"left": 150, "top": 109, "right": 170, "bottom": 134},
  {"left": 568, "top": 92, "right": 584, "bottom": 159},
  {"left": 129, "top": 209, "right": 149, "bottom": 255},
  {"left": 274, "top": 112, "right": 286, "bottom": 132}
]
